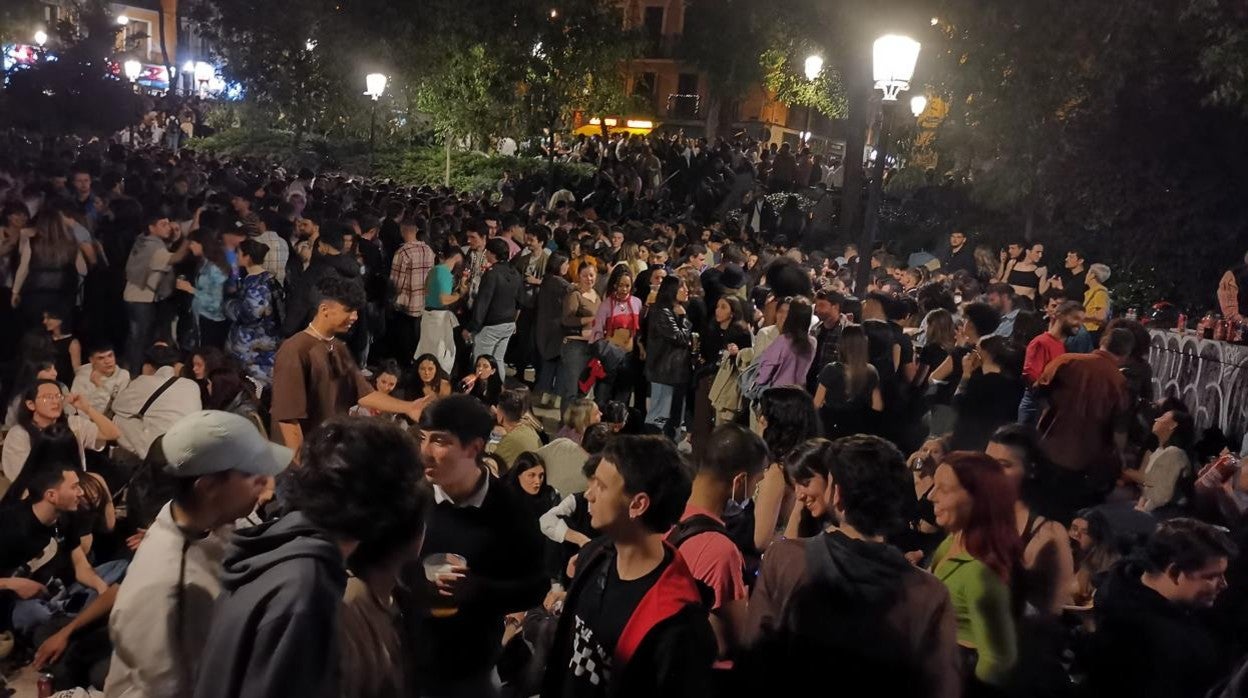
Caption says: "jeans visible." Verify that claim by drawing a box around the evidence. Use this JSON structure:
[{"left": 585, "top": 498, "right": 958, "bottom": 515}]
[
  {"left": 647, "top": 383, "right": 675, "bottom": 429},
  {"left": 1017, "top": 387, "right": 1041, "bottom": 425},
  {"left": 537, "top": 356, "right": 561, "bottom": 394},
  {"left": 558, "top": 341, "right": 592, "bottom": 402},
  {"left": 474, "top": 322, "right": 517, "bottom": 382},
  {"left": 12, "top": 559, "right": 129, "bottom": 634},
  {"left": 125, "top": 301, "right": 156, "bottom": 373}
]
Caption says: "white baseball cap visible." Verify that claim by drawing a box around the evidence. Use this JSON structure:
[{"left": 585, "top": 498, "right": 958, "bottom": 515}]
[{"left": 161, "top": 410, "right": 292, "bottom": 478}]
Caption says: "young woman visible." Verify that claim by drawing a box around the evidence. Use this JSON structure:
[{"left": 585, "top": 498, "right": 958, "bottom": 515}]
[
  {"left": 644, "top": 275, "right": 692, "bottom": 436},
  {"left": 534, "top": 252, "right": 572, "bottom": 405},
  {"left": 224, "top": 239, "right": 279, "bottom": 385},
  {"left": 462, "top": 354, "right": 503, "bottom": 407},
  {"left": 351, "top": 360, "right": 405, "bottom": 420},
  {"left": 413, "top": 353, "right": 453, "bottom": 398},
  {"left": 928, "top": 451, "right": 1021, "bottom": 691},
  {"left": 177, "top": 228, "right": 231, "bottom": 348},
  {"left": 556, "top": 397, "right": 601, "bottom": 446},
  {"left": 415, "top": 242, "right": 464, "bottom": 376},
  {"left": 558, "top": 263, "right": 600, "bottom": 403},
  {"left": 751, "top": 386, "right": 822, "bottom": 553},
  {"left": 1082, "top": 263, "right": 1112, "bottom": 336},
  {"left": 42, "top": 307, "right": 81, "bottom": 384},
  {"left": 11, "top": 211, "right": 85, "bottom": 332},
  {"left": 592, "top": 266, "right": 642, "bottom": 404},
  {"left": 205, "top": 365, "right": 268, "bottom": 437},
  {"left": 754, "top": 296, "right": 815, "bottom": 394},
  {"left": 987, "top": 425, "right": 1074, "bottom": 616},
  {"left": 813, "top": 324, "right": 883, "bottom": 438},
  {"left": 184, "top": 346, "right": 228, "bottom": 405},
  {"left": 916, "top": 309, "right": 957, "bottom": 388},
  {"left": 786, "top": 438, "right": 837, "bottom": 537},
  {"left": 1121, "top": 408, "right": 1195, "bottom": 513},
  {"left": 999, "top": 243, "right": 1050, "bottom": 300},
  {"left": 950, "top": 336, "right": 1025, "bottom": 451},
  {"left": 691, "top": 296, "right": 753, "bottom": 455}
]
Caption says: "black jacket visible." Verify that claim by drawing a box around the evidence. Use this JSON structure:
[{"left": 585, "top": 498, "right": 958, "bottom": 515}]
[
  {"left": 535, "top": 275, "right": 573, "bottom": 361},
  {"left": 468, "top": 262, "right": 521, "bottom": 332},
  {"left": 1087, "top": 561, "right": 1228, "bottom": 698},
  {"left": 283, "top": 252, "right": 362, "bottom": 336},
  {"left": 942, "top": 245, "right": 978, "bottom": 277},
  {"left": 645, "top": 306, "right": 692, "bottom": 385},
  {"left": 192, "top": 512, "right": 347, "bottom": 698}
]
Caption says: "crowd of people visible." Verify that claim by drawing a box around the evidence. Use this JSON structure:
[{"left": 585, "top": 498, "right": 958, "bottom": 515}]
[{"left": 0, "top": 128, "right": 1246, "bottom": 698}]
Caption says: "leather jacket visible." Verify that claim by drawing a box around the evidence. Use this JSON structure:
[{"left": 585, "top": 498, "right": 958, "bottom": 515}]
[{"left": 645, "top": 305, "right": 692, "bottom": 385}]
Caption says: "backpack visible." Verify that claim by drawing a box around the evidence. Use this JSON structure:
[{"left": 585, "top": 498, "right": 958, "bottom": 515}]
[{"left": 739, "top": 358, "right": 768, "bottom": 403}]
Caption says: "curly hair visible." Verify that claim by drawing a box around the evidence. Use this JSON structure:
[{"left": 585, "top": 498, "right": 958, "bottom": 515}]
[
  {"left": 758, "top": 386, "right": 821, "bottom": 466},
  {"left": 289, "top": 417, "right": 433, "bottom": 549}
]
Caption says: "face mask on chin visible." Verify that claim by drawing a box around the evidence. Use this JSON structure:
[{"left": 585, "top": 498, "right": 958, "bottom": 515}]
[{"left": 723, "top": 474, "right": 751, "bottom": 519}]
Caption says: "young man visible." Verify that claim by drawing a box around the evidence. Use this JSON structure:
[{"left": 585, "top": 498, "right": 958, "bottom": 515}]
[
  {"left": 111, "top": 344, "right": 202, "bottom": 461},
  {"left": 122, "top": 213, "right": 190, "bottom": 372},
  {"left": 390, "top": 217, "right": 435, "bottom": 363},
  {"left": 1089, "top": 518, "right": 1236, "bottom": 698},
  {"left": 193, "top": 418, "right": 432, "bottom": 698},
  {"left": 463, "top": 220, "right": 489, "bottom": 309},
  {"left": 270, "top": 276, "right": 427, "bottom": 456},
  {"left": 669, "top": 424, "right": 769, "bottom": 664},
  {"left": 407, "top": 395, "right": 547, "bottom": 697},
  {"left": 0, "top": 464, "right": 126, "bottom": 635},
  {"left": 942, "top": 229, "right": 977, "bottom": 277},
  {"left": 69, "top": 342, "right": 131, "bottom": 416},
  {"left": 807, "top": 289, "right": 845, "bottom": 392},
  {"left": 1052, "top": 248, "right": 1088, "bottom": 302},
  {"left": 283, "top": 224, "right": 363, "bottom": 336},
  {"left": 1020, "top": 301, "right": 1085, "bottom": 423},
  {"left": 105, "top": 410, "right": 292, "bottom": 698},
  {"left": 741, "top": 436, "right": 961, "bottom": 698},
  {"left": 542, "top": 435, "right": 716, "bottom": 698},
  {"left": 986, "top": 282, "right": 1019, "bottom": 338},
  {"left": 466, "top": 237, "right": 521, "bottom": 381}
]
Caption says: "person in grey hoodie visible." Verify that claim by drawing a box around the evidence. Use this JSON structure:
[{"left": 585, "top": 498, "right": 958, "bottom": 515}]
[{"left": 192, "top": 417, "right": 432, "bottom": 698}]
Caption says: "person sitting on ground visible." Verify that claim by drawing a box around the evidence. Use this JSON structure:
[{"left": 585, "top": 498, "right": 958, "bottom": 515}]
[
  {"left": 554, "top": 397, "right": 601, "bottom": 446},
  {"left": 1121, "top": 408, "right": 1196, "bottom": 513},
  {"left": 2, "top": 379, "right": 119, "bottom": 484},
  {"left": 491, "top": 388, "right": 544, "bottom": 468}
]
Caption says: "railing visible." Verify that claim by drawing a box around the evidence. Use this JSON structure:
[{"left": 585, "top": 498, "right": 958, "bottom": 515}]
[{"left": 666, "top": 93, "right": 700, "bottom": 120}]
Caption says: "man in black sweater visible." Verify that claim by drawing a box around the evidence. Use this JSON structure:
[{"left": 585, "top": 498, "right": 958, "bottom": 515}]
[
  {"left": 408, "top": 395, "right": 547, "bottom": 697},
  {"left": 467, "top": 238, "right": 522, "bottom": 382}
]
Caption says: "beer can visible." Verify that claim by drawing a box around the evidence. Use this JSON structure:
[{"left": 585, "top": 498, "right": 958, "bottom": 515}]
[{"left": 37, "top": 673, "right": 54, "bottom": 698}]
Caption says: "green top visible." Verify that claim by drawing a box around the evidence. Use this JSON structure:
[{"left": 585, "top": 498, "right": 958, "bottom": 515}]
[
  {"left": 929, "top": 536, "right": 1017, "bottom": 687},
  {"left": 426, "top": 264, "right": 453, "bottom": 309}
]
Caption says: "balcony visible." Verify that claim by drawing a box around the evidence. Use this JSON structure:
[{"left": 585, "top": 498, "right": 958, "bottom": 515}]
[{"left": 666, "top": 93, "right": 700, "bottom": 121}]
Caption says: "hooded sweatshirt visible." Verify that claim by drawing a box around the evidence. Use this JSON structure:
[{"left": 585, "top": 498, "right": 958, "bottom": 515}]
[
  {"left": 742, "top": 531, "right": 961, "bottom": 698},
  {"left": 1087, "top": 561, "right": 1227, "bottom": 698},
  {"left": 192, "top": 511, "right": 348, "bottom": 698}
]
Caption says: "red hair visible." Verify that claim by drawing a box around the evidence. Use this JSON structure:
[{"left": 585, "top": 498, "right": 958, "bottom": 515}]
[{"left": 943, "top": 451, "right": 1022, "bottom": 583}]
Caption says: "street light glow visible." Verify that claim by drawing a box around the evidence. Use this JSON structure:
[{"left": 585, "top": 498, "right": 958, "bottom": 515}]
[
  {"left": 306, "top": 38, "right": 317, "bottom": 51},
  {"left": 194, "top": 61, "right": 214, "bottom": 82},
  {"left": 911, "top": 94, "right": 928, "bottom": 117},
  {"left": 183, "top": 60, "right": 195, "bottom": 73},
  {"left": 124, "top": 59, "right": 143, "bottom": 82},
  {"left": 931, "top": 17, "right": 940, "bottom": 26},
  {"left": 365, "top": 72, "right": 388, "bottom": 100},
  {"left": 34, "top": 30, "right": 48, "bottom": 47},
  {"left": 804, "top": 55, "right": 823, "bottom": 82},
  {"left": 117, "top": 15, "right": 130, "bottom": 25},
  {"left": 549, "top": 8, "right": 558, "bottom": 18},
  {"left": 873, "top": 34, "right": 921, "bottom": 101}
]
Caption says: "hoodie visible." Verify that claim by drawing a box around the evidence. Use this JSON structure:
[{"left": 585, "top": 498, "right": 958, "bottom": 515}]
[
  {"left": 284, "top": 251, "right": 363, "bottom": 336},
  {"left": 1087, "top": 561, "right": 1227, "bottom": 698},
  {"left": 742, "top": 531, "right": 961, "bottom": 698},
  {"left": 192, "top": 511, "right": 347, "bottom": 698}
]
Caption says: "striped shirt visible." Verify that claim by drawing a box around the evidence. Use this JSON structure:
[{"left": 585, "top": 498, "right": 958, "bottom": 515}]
[{"left": 391, "top": 240, "right": 435, "bottom": 316}]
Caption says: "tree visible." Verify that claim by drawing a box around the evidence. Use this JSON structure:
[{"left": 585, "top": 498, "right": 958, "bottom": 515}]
[{"left": 0, "top": 2, "right": 143, "bottom": 140}]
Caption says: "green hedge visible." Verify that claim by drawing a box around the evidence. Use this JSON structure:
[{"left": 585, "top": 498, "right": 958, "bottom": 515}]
[{"left": 190, "top": 128, "right": 593, "bottom": 192}]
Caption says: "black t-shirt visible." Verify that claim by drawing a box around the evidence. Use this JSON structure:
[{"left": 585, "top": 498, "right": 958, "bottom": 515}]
[
  {"left": 1059, "top": 270, "right": 1088, "bottom": 304},
  {"left": 0, "top": 503, "right": 81, "bottom": 584},
  {"left": 561, "top": 547, "right": 672, "bottom": 696},
  {"left": 818, "top": 363, "right": 880, "bottom": 438},
  {"left": 931, "top": 345, "right": 974, "bottom": 406}
]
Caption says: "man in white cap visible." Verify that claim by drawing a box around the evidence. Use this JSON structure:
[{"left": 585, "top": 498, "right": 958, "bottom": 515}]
[{"left": 103, "top": 410, "right": 291, "bottom": 698}]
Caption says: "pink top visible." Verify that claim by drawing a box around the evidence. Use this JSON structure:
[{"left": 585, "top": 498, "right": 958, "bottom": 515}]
[{"left": 756, "top": 334, "right": 815, "bottom": 389}]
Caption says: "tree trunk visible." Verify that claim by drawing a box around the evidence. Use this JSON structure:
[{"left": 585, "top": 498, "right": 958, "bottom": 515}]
[
  {"left": 838, "top": 50, "right": 871, "bottom": 251},
  {"left": 445, "top": 130, "right": 452, "bottom": 186},
  {"left": 704, "top": 91, "right": 722, "bottom": 140}
]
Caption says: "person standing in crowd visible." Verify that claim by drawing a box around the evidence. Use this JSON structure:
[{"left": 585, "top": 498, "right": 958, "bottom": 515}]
[
  {"left": 111, "top": 344, "right": 202, "bottom": 461},
  {"left": 416, "top": 242, "right": 465, "bottom": 376},
  {"left": 559, "top": 262, "right": 600, "bottom": 406},
  {"left": 644, "top": 275, "right": 692, "bottom": 436},
  {"left": 10, "top": 211, "right": 86, "bottom": 332},
  {"left": 224, "top": 238, "right": 280, "bottom": 385},
  {"left": 807, "top": 289, "right": 844, "bottom": 392},
  {"left": 927, "top": 451, "right": 1021, "bottom": 693},
  {"left": 534, "top": 251, "right": 572, "bottom": 405},
  {"left": 985, "top": 283, "right": 1019, "bottom": 338},
  {"left": 928, "top": 302, "right": 1001, "bottom": 435},
  {"left": 999, "top": 242, "right": 1049, "bottom": 301},
  {"left": 283, "top": 224, "right": 362, "bottom": 337},
  {"left": 193, "top": 417, "right": 430, "bottom": 698},
  {"left": 1036, "top": 327, "right": 1132, "bottom": 517},
  {"left": 407, "top": 395, "right": 547, "bottom": 697},
  {"left": 1088, "top": 519, "right": 1236, "bottom": 698},
  {"left": 813, "top": 324, "right": 883, "bottom": 439},
  {"left": 743, "top": 435, "right": 961, "bottom": 698},
  {"left": 949, "top": 335, "right": 1024, "bottom": 451},
  {"left": 942, "top": 229, "right": 978, "bottom": 277},
  {"left": 390, "top": 217, "right": 435, "bottom": 366},
  {"left": 592, "top": 266, "right": 642, "bottom": 406},
  {"left": 1051, "top": 248, "right": 1088, "bottom": 303},
  {"left": 466, "top": 237, "right": 521, "bottom": 382},
  {"left": 753, "top": 296, "right": 815, "bottom": 394},
  {"left": 270, "top": 277, "right": 426, "bottom": 457},
  {"left": 542, "top": 435, "right": 716, "bottom": 697},
  {"left": 177, "top": 228, "right": 232, "bottom": 349},
  {"left": 671, "top": 423, "right": 768, "bottom": 671},
  {"left": 1082, "top": 262, "right": 1112, "bottom": 338},
  {"left": 253, "top": 212, "right": 290, "bottom": 285},
  {"left": 122, "top": 213, "right": 189, "bottom": 372},
  {"left": 70, "top": 342, "right": 130, "bottom": 417},
  {"left": 751, "top": 386, "right": 822, "bottom": 554},
  {"left": 463, "top": 220, "right": 489, "bottom": 309},
  {"left": 105, "top": 410, "right": 292, "bottom": 698},
  {"left": 1019, "top": 300, "right": 1084, "bottom": 424},
  {"left": 691, "top": 295, "right": 751, "bottom": 456},
  {"left": 509, "top": 223, "right": 551, "bottom": 381}
]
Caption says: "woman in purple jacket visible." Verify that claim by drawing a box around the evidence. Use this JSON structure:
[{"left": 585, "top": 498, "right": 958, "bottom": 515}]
[{"left": 755, "top": 296, "right": 815, "bottom": 391}]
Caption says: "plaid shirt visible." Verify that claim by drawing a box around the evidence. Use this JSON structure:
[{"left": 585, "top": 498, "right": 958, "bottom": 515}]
[
  {"left": 256, "top": 230, "right": 290, "bottom": 284},
  {"left": 391, "top": 240, "right": 435, "bottom": 316}
]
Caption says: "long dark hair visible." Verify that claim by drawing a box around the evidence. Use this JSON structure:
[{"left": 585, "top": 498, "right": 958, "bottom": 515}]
[
  {"left": 758, "top": 386, "right": 822, "bottom": 467},
  {"left": 942, "top": 451, "right": 1022, "bottom": 583},
  {"left": 605, "top": 265, "right": 634, "bottom": 300},
  {"left": 781, "top": 296, "right": 813, "bottom": 354},
  {"left": 655, "top": 275, "right": 684, "bottom": 311},
  {"left": 414, "top": 353, "right": 451, "bottom": 394},
  {"left": 189, "top": 228, "right": 231, "bottom": 276}
]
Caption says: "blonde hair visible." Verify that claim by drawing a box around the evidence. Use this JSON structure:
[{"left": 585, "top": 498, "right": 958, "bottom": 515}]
[{"left": 563, "top": 398, "right": 598, "bottom": 434}]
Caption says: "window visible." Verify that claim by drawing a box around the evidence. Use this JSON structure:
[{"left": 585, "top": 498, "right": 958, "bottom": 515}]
[
  {"left": 677, "top": 73, "right": 698, "bottom": 95},
  {"left": 643, "top": 6, "right": 663, "bottom": 54},
  {"left": 633, "top": 72, "right": 656, "bottom": 99},
  {"left": 120, "top": 19, "right": 153, "bottom": 59}
]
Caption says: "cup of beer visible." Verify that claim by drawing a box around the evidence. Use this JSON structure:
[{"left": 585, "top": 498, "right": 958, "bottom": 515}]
[{"left": 423, "top": 552, "right": 467, "bottom": 617}]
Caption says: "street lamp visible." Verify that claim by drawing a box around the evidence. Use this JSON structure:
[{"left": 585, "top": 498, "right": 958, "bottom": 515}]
[
  {"left": 34, "top": 30, "right": 48, "bottom": 47},
  {"left": 802, "top": 54, "right": 823, "bottom": 145},
  {"left": 124, "top": 59, "right": 142, "bottom": 82},
  {"left": 365, "top": 72, "right": 388, "bottom": 151},
  {"left": 194, "top": 61, "right": 214, "bottom": 95},
  {"left": 856, "top": 34, "right": 921, "bottom": 294},
  {"left": 117, "top": 14, "right": 130, "bottom": 25},
  {"left": 910, "top": 94, "right": 928, "bottom": 118}
]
